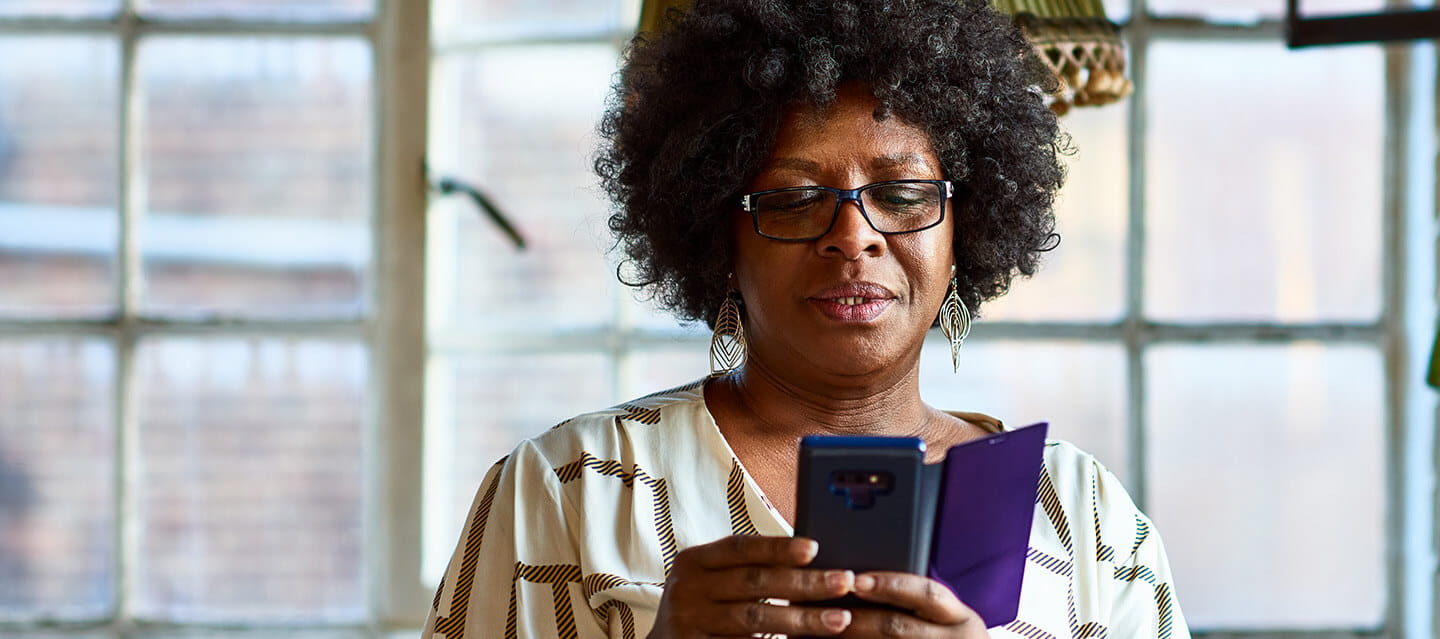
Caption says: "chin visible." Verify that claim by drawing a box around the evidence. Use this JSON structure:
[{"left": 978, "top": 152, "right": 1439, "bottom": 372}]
[{"left": 806, "top": 342, "right": 906, "bottom": 379}]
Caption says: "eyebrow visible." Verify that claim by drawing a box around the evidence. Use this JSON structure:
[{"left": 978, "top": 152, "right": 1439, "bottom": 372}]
[
  {"left": 871, "top": 153, "right": 932, "bottom": 171},
  {"left": 767, "top": 157, "right": 822, "bottom": 173}
]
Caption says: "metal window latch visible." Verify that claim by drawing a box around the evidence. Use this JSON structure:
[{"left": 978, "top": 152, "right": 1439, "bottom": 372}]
[{"left": 427, "top": 170, "right": 527, "bottom": 250}]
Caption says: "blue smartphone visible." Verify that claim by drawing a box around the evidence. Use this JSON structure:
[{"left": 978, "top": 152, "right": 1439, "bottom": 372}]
[{"left": 793, "top": 435, "right": 931, "bottom": 609}]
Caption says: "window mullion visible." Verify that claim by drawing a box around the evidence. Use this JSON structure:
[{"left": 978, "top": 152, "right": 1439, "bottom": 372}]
[
  {"left": 1382, "top": 36, "right": 1408, "bottom": 639},
  {"left": 1124, "top": 0, "right": 1150, "bottom": 509},
  {"left": 116, "top": 0, "right": 141, "bottom": 629},
  {"left": 373, "top": 0, "right": 431, "bottom": 629}
]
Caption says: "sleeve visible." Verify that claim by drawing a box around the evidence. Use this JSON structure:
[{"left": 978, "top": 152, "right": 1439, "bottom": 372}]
[
  {"left": 1090, "top": 460, "right": 1192, "bottom": 639},
  {"left": 422, "top": 441, "right": 614, "bottom": 639}
]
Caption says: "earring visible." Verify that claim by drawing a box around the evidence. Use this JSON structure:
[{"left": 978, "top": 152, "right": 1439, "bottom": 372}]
[
  {"left": 938, "top": 269, "right": 971, "bottom": 373},
  {"left": 709, "top": 293, "right": 746, "bottom": 377}
]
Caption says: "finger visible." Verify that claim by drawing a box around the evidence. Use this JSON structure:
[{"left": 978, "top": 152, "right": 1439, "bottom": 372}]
[
  {"left": 850, "top": 572, "right": 975, "bottom": 625},
  {"left": 708, "top": 566, "right": 854, "bottom": 602},
  {"left": 684, "top": 535, "right": 819, "bottom": 570},
  {"left": 705, "top": 601, "right": 852, "bottom": 637},
  {"left": 843, "top": 608, "right": 948, "bottom": 639}
]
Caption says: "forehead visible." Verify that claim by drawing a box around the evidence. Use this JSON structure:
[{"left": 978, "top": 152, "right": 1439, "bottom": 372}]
[{"left": 767, "top": 88, "right": 938, "bottom": 167}]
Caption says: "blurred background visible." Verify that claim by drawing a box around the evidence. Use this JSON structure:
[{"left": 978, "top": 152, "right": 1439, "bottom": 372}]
[{"left": 0, "top": 0, "right": 1434, "bottom": 637}]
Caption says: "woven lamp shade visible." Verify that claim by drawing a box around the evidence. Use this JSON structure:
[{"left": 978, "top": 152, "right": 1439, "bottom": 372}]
[
  {"left": 993, "top": 0, "right": 1132, "bottom": 114},
  {"left": 636, "top": 0, "right": 1132, "bottom": 115}
]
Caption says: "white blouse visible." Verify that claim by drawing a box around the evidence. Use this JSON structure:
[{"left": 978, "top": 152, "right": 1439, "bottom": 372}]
[{"left": 422, "top": 381, "right": 1190, "bottom": 639}]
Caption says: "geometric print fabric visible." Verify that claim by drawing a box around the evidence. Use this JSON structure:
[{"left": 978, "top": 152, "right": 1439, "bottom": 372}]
[{"left": 422, "top": 381, "right": 1190, "bottom": 638}]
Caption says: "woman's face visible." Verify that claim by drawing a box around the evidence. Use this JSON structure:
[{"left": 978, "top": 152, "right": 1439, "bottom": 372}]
[{"left": 732, "top": 85, "right": 955, "bottom": 381}]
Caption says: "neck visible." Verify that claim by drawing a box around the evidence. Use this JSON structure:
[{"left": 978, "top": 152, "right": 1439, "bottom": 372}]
[{"left": 722, "top": 355, "right": 936, "bottom": 441}]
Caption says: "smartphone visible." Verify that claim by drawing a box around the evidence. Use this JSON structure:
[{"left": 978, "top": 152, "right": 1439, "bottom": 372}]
[{"left": 793, "top": 435, "right": 931, "bottom": 609}]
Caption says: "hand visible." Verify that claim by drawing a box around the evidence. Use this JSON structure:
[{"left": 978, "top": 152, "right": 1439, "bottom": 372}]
[
  {"left": 647, "top": 535, "right": 857, "bottom": 638},
  {"left": 843, "top": 572, "right": 990, "bottom": 638}
]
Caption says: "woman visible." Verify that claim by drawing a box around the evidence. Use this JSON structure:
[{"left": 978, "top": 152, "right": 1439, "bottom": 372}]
[{"left": 424, "top": 0, "right": 1188, "bottom": 637}]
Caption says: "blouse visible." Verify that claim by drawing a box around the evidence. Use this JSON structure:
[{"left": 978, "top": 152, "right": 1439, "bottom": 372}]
[{"left": 422, "top": 380, "right": 1190, "bottom": 639}]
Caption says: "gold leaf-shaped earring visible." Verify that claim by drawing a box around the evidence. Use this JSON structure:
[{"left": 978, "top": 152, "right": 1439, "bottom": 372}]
[
  {"left": 938, "top": 270, "right": 971, "bottom": 373},
  {"left": 709, "top": 294, "right": 746, "bottom": 377}
]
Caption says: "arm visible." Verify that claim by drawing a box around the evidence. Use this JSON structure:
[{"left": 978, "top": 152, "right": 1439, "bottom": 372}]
[
  {"left": 1091, "top": 462, "right": 1192, "bottom": 639},
  {"left": 423, "top": 442, "right": 605, "bottom": 639}
]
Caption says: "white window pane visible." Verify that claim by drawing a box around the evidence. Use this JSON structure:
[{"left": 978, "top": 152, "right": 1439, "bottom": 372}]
[
  {"left": 423, "top": 351, "right": 612, "bottom": 584},
  {"left": 1103, "top": 0, "right": 1129, "bottom": 23},
  {"left": 1145, "top": 343, "right": 1384, "bottom": 629},
  {"left": 1145, "top": 42, "right": 1382, "bottom": 322},
  {"left": 1147, "top": 0, "right": 1383, "bottom": 21},
  {"left": 982, "top": 103, "right": 1126, "bottom": 323},
  {"left": 0, "top": 0, "right": 118, "bottom": 17},
  {"left": 135, "top": 337, "right": 366, "bottom": 623},
  {"left": 138, "top": 37, "right": 373, "bottom": 319},
  {"left": 432, "top": 0, "right": 624, "bottom": 41},
  {"left": 628, "top": 306, "right": 710, "bottom": 334},
  {"left": 0, "top": 338, "right": 115, "bottom": 621},
  {"left": 428, "top": 45, "right": 618, "bottom": 336},
  {"left": 620, "top": 344, "right": 708, "bottom": 400},
  {"left": 918, "top": 336, "right": 1129, "bottom": 482},
  {"left": 0, "top": 37, "right": 118, "bottom": 318},
  {"left": 136, "top": 0, "right": 373, "bottom": 20}
]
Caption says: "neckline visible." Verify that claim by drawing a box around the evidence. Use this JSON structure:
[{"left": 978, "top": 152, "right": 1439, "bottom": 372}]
[
  {"left": 681, "top": 378, "right": 1004, "bottom": 534},
  {"left": 690, "top": 381, "right": 796, "bottom": 534}
]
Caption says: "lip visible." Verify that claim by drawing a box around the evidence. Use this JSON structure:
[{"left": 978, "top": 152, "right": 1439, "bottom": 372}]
[{"left": 807, "top": 282, "right": 898, "bottom": 323}]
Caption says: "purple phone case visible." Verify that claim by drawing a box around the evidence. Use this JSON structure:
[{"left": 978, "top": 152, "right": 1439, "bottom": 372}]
[{"left": 927, "top": 422, "right": 1048, "bottom": 628}]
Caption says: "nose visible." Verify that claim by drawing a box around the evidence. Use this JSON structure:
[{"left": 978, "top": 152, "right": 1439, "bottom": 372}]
[{"left": 818, "top": 197, "right": 886, "bottom": 259}]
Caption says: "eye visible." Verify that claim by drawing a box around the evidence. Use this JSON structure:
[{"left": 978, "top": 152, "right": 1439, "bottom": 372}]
[
  {"left": 757, "top": 189, "right": 826, "bottom": 213},
  {"left": 868, "top": 184, "right": 940, "bottom": 213}
]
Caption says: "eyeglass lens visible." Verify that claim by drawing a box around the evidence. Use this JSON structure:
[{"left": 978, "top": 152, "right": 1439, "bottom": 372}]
[{"left": 752, "top": 182, "right": 945, "bottom": 239}]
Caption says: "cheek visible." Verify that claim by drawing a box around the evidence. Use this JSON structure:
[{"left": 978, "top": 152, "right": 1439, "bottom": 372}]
[
  {"left": 903, "top": 229, "right": 955, "bottom": 280},
  {"left": 930, "top": 227, "right": 956, "bottom": 286},
  {"left": 912, "top": 233, "right": 955, "bottom": 308},
  {"left": 730, "top": 216, "right": 784, "bottom": 306}
]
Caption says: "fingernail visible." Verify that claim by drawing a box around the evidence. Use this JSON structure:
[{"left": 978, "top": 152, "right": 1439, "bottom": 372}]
[
  {"left": 798, "top": 538, "right": 819, "bottom": 562},
  {"left": 822, "top": 609, "right": 851, "bottom": 631},
  {"left": 854, "top": 574, "right": 876, "bottom": 593},
  {"left": 825, "top": 570, "right": 854, "bottom": 591}
]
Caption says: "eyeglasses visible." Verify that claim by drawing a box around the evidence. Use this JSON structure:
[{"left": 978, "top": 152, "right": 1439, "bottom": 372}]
[{"left": 738, "top": 179, "right": 954, "bottom": 242}]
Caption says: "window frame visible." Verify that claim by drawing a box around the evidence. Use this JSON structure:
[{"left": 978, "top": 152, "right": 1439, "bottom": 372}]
[
  {"left": 1109, "top": 3, "right": 1433, "bottom": 636},
  {"left": 0, "top": 0, "right": 420, "bottom": 635}
]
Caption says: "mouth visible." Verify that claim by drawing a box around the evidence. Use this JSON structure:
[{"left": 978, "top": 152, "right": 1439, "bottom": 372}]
[{"left": 808, "top": 282, "right": 897, "bottom": 322}]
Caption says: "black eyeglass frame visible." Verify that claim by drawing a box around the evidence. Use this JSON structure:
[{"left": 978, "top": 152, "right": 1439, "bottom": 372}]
[{"left": 737, "top": 179, "right": 956, "bottom": 242}]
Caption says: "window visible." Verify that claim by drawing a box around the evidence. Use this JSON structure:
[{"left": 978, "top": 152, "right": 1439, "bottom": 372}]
[
  {"left": 0, "top": 0, "right": 398, "bottom": 635},
  {"left": 422, "top": 0, "right": 676, "bottom": 586}
]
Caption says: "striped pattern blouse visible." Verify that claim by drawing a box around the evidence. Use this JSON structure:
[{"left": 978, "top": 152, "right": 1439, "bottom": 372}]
[{"left": 422, "top": 381, "right": 1190, "bottom": 639}]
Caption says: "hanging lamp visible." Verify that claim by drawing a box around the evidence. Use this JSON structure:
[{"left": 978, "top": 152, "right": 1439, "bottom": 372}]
[
  {"left": 993, "top": 0, "right": 1131, "bottom": 114},
  {"left": 636, "top": 0, "right": 1132, "bottom": 116}
]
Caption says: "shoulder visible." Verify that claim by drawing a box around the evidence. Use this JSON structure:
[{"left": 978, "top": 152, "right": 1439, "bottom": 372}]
[
  {"left": 1038, "top": 438, "right": 1137, "bottom": 517},
  {"left": 1040, "top": 438, "right": 1113, "bottom": 484},
  {"left": 944, "top": 410, "right": 1005, "bottom": 434},
  {"left": 1035, "top": 439, "right": 1157, "bottom": 564},
  {"left": 1031, "top": 441, "right": 1189, "bottom": 634},
  {"left": 508, "top": 378, "right": 712, "bottom": 466}
]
